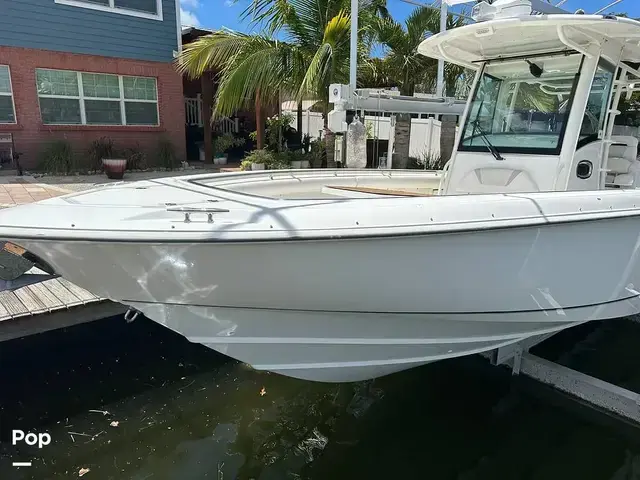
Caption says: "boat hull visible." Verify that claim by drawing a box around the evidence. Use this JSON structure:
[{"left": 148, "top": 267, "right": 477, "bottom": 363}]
[
  {"left": 11, "top": 214, "right": 640, "bottom": 382},
  {"left": 121, "top": 300, "right": 638, "bottom": 382}
]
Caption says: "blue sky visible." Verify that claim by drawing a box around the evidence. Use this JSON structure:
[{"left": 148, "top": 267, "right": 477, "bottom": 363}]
[{"left": 179, "top": 0, "right": 640, "bottom": 33}]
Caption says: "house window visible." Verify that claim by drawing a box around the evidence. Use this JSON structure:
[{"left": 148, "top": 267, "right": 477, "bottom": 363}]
[
  {"left": 53, "top": 0, "right": 162, "bottom": 20},
  {"left": 0, "top": 66, "right": 17, "bottom": 124},
  {"left": 36, "top": 69, "right": 159, "bottom": 126}
]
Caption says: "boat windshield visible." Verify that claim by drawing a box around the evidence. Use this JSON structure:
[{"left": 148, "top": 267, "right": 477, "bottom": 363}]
[{"left": 460, "top": 52, "right": 585, "bottom": 155}]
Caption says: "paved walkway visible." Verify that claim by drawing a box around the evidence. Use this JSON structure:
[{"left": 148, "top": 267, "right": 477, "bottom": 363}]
[
  {"left": 0, "top": 178, "right": 68, "bottom": 207},
  {"left": 0, "top": 167, "right": 224, "bottom": 207}
]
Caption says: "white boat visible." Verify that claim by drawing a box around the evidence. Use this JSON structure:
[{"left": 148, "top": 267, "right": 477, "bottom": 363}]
[{"left": 3, "top": 2, "right": 640, "bottom": 382}]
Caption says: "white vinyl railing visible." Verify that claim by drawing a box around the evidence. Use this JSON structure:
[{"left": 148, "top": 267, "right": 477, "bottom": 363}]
[
  {"left": 184, "top": 94, "right": 239, "bottom": 134},
  {"left": 185, "top": 96, "right": 202, "bottom": 126},
  {"left": 216, "top": 116, "right": 239, "bottom": 135}
]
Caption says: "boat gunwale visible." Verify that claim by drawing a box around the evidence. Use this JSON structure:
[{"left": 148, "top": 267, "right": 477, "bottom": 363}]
[{"left": 2, "top": 206, "right": 640, "bottom": 243}]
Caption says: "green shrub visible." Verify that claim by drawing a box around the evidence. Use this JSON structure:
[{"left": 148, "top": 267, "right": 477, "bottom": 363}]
[
  {"left": 122, "top": 144, "right": 147, "bottom": 171},
  {"left": 156, "top": 138, "right": 178, "bottom": 170},
  {"left": 243, "top": 149, "right": 274, "bottom": 166},
  {"left": 408, "top": 150, "right": 444, "bottom": 170},
  {"left": 38, "top": 140, "right": 75, "bottom": 174},
  {"left": 309, "top": 138, "right": 326, "bottom": 168},
  {"left": 212, "top": 134, "right": 245, "bottom": 156},
  {"left": 268, "top": 151, "right": 292, "bottom": 169},
  {"left": 87, "top": 136, "right": 115, "bottom": 172}
]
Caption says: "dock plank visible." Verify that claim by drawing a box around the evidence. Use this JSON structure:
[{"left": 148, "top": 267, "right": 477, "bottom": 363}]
[
  {"left": 57, "top": 278, "right": 99, "bottom": 303},
  {"left": 27, "top": 282, "right": 66, "bottom": 310},
  {"left": 14, "top": 287, "right": 48, "bottom": 315},
  {"left": 43, "top": 278, "right": 81, "bottom": 305},
  {"left": 0, "top": 296, "right": 9, "bottom": 319},
  {"left": 0, "top": 291, "right": 29, "bottom": 318},
  {"left": 0, "top": 273, "right": 106, "bottom": 324}
]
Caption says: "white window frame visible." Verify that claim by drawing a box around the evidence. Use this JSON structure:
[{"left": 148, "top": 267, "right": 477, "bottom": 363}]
[
  {"left": 36, "top": 68, "right": 160, "bottom": 127},
  {"left": 54, "top": 0, "right": 163, "bottom": 21},
  {"left": 0, "top": 65, "right": 17, "bottom": 125}
]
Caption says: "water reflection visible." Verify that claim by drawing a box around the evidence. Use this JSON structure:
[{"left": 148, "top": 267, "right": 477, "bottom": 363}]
[{"left": 0, "top": 316, "right": 639, "bottom": 480}]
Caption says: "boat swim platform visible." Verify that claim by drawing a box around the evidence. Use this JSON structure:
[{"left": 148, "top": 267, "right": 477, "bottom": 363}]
[{"left": 0, "top": 268, "right": 126, "bottom": 343}]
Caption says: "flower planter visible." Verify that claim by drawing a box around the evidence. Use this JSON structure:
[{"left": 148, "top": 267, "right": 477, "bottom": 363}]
[
  {"left": 300, "top": 160, "right": 310, "bottom": 169},
  {"left": 213, "top": 154, "right": 228, "bottom": 166},
  {"left": 102, "top": 158, "right": 127, "bottom": 180},
  {"left": 251, "top": 163, "right": 265, "bottom": 171},
  {"left": 290, "top": 160, "right": 302, "bottom": 169}
]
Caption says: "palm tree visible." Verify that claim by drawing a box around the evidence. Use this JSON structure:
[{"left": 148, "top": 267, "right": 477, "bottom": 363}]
[
  {"left": 372, "top": 6, "right": 467, "bottom": 168},
  {"left": 177, "top": 0, "right": 388, "bottom": 163},
  {"left": 244, "top": 0, "right": 389, "bottom": 165},
  {"left": 177, "top": 31, "right": 306, "bottom": 149}
]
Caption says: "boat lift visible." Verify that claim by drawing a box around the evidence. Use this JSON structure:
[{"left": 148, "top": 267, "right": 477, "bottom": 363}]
[
  {"left": 327, "top": 84, "right": 467, "bottom": 167},
  {"left": 459, "top": 0, "right": 640, "bottom": 428}
]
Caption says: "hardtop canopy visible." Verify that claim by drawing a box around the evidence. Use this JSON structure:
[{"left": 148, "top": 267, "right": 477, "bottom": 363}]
[{"left": 418, "top": 15, "right": 640, "bottom": 73}]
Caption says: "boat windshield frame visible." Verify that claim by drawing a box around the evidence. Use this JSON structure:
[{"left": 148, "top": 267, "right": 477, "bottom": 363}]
[{"left": 458, "top": 51, "right": 586, "bottom": 157}]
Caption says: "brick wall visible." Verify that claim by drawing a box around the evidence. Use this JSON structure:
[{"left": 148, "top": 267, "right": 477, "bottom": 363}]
[{"left": 0, "top": 45, "right": 186, "bottom": 170}]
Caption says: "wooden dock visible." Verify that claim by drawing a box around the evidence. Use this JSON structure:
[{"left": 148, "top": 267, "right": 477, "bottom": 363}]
[{"left": 0, "top": 268, "right": 126, "bottom": 342}]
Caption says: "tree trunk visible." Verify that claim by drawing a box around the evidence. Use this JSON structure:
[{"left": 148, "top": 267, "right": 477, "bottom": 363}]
[
  {"left": 297, "top": 101, "right": 303, "bottom": 148},
  {"left": 393, "top": 113, "right": 411, "bottom": 169},
  {"left": 201, "top": 71, "right": 213, "bottom": 163},
  {"left": 277, "top": 90, "right": 282, "bottom": 152},
  {"left": 255, "top": 91, "right": 264, "bottom": 150},
  {"left": 439, "top": 114, "right": 457, "bottom": 168}
]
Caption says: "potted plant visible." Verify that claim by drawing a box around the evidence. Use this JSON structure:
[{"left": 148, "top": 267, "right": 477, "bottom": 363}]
[
  {"left": 288, "top": 150, "right": 309, "bottom": 169},
  {"left": 243, "top": 149, "right": 273, "bottom": 171},
  {"left": 89, "top": 137, "right": 127, "bottom": 179},
  {"left": 212, "top": 134, "right": 245, "bottom": 165}
]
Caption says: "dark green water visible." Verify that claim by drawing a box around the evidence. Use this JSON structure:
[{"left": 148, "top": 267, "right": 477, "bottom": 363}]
[{"left": 2, "top": 315, "right": 640, "bottom": 480}]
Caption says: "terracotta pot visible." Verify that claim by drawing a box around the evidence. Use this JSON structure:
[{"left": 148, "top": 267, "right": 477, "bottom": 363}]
[{"left": 102, "top": 158, "right": 127, "bottom": 180}]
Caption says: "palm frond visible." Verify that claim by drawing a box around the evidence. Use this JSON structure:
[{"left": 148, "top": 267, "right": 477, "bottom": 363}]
[
  {"left": 215, "top": 44, "right": 297, "bottom": 116},
  {"left": 175, "top": 31, "right": 274, "bottom": 79}
]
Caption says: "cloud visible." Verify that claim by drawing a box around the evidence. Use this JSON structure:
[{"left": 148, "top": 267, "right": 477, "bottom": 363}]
[
  {"left": 224, "top": 0, "right": 234, "bottom": 6},
  {"left": 180, "top": 0, "right": 199, "bottom": 8},
  {"left": 180, "top": 7, "right": 200, "bottom": 26}
]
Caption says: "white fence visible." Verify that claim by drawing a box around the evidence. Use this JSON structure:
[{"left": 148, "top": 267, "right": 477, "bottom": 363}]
[
  {"left": 185, "top": 95, "right": 239, "bottom": 134},
  {"left": 285, "top": 111, "right": 457, "bottom": 159}
]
